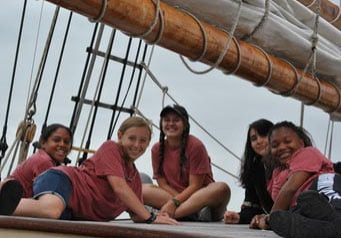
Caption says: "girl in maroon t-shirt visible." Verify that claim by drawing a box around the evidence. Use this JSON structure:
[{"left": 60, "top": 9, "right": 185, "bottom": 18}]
[
  {"left": 143, "top": 105, "right": 230, "bottom": 221},
  {"left": 8, "top": 123, "right": 73, "bottom": 198},
  {"left": 0, "top": 117, "right": 178, "bottom": 225},
  {"left": 250, "top": 121, "right": 341, "bottom": 238}
]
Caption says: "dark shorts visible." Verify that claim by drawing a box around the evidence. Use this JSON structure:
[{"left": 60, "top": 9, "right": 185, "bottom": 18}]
[{"left": 33, "top": 169, "right": 73, "bottom": 219}]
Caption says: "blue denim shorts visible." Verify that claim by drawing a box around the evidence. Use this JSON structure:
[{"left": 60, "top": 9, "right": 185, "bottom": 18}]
[{"left": 33, "top": 169, "right": 73, "bottom": 219}]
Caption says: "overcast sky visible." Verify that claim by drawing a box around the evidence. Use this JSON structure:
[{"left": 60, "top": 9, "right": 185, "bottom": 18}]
[{"left": 0, "top": 0, "right": 340, "bottom": 212}]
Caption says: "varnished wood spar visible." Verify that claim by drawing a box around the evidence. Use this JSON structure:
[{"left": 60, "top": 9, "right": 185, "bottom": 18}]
[
  {"left": 46, "top": 0, "right": 341, "bottom": 118},
  {"left": 297, "top": 0, "right": 341, "bottom": 30}
]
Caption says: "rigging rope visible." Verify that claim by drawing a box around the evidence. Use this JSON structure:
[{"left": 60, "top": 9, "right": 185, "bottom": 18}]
[
  {"left": 139, "top": 63, "right": 241, "bottom": 162},
  {"left": 69, "top": 23, "right": 104, "bottom": 135},
  {"left": 78, "top": 29, "right": 117, "bottom": 165},
  {"left": 74, "top": 23, "right": 109, "bottom": 165},
  {"left": 0, "top": 0, "right": 28, "bottom": 173},
  {"left": 107, "top": 37, "right": 134, "bottom": 139},
  {"left": 108, "top": 39, "right": 147, "bottom": 139},
  {"left": 42, "top": 11, "right": 73, "bottom": 131},
  {"left": 2, "top": 2, "right": 61, "bottom": 174}
]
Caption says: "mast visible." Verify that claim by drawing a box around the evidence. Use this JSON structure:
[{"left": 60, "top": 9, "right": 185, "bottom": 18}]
[{"left": 45, "top": 0, "right": 341, "bottom": 119}]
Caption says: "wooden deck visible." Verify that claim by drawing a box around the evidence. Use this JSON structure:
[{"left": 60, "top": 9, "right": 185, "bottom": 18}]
[{"left": 0, "top": 216, "right": 281, "bottom": 237}]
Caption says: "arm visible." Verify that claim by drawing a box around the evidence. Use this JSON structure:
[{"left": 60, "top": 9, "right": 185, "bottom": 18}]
[
  {"left": 107, "top": 175, "right": 179, "bottom": 225},
  {"left": 175, "top": 173, "right": 205, "bottom": 202},
  {"left": 271, "top": 171, "right": 312, "bottom": 211},
  {"left": 160, "top": 174, "right": 205, "bottom": 216},
  {"left": 250, "top": 171, "right": 312, "bottom": 229},
  {"left": 157, "top": 177, "right": 179, "bottom": 196},
  {"left": 107, "top": 175, "right": 150, "bottom": 222}
]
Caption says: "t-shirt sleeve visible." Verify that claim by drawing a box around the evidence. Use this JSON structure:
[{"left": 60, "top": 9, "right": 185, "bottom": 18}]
[
  {"left": 289, "top": 147, "right": 324, "bottom": 174},
  {"left": 92, "top": 141, "right": 125, "bottom": 178},
  {"left": 188, "top": 138, "right": 211, "bottom": 175}
]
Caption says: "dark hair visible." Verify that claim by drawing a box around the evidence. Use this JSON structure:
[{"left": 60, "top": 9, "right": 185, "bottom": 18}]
[
  {"left": 38, "top": 123, "right": 73, "bottom": 148},
  {"left": 269, "top": 121, "right": 313, "bottom": 147},
  {"left": 240, "top": 119, "right": 274, "bottom": 188},
  {"left": 158, "top": 105, "right": 190, "bottom": 177}
]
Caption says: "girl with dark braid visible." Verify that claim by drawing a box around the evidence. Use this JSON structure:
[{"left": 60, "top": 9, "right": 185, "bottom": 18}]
[{"left": 143, "top": 105, "right": 230, "bottom": 221}]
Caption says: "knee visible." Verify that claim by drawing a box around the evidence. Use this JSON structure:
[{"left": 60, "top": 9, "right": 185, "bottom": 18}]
[
  {"left": 215, "top": 182, "right": 231, "bottom": 199},
  {"left": 46, "top": 207, "right": 64, "bottom": 219}
]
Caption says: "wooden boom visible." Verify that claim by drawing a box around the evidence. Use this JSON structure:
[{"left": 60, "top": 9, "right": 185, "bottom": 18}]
[
  {"left": 297, "top": 0, "right": 341, "bottom": 30},
  {"left": 46, "top": 0, "right": 341, "bottom": 119}
]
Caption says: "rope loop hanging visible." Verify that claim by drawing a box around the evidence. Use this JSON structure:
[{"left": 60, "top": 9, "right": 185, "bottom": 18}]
[{"left": 179, "top": 0, "right": 243, "bottom": 75}]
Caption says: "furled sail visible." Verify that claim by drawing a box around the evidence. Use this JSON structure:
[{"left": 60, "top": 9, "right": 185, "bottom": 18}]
[
  {"left": 44, "top": 0, "right": 341, "bottom": 119},
  {"left": 162, "top": 0, "right": 341, "bottom": 84}
]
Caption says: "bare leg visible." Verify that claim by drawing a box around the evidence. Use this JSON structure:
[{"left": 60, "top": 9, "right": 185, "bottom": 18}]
[
  {"left": 142, "top": 184, "right": 172, "bottom": 208},
  {"left": 13, "top": 194, "right": 65, "bottom": 219},
  {"left": 174, "top": 182, "right": 230, "bottom": 220}
]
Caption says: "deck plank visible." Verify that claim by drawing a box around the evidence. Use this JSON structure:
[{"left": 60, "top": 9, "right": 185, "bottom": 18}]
[{"left": 0, "top": 216, "right": 282, "bottom": 237}]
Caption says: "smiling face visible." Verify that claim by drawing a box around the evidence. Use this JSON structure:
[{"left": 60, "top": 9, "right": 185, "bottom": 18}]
[
  {"left": 40, "top": 127, "right": 72, "bottom": 163},
  {"left": 249, "top": 128, "right": 269, "bottom": 157},
  {"left": 118, "top": 126, "right": 151, "bottom": 162},
  {"left": 269, "top": 127, "right": 304, "bottom": 164},
  {"left": 161, "top": 112, "right": 186, "bottom": 140}
]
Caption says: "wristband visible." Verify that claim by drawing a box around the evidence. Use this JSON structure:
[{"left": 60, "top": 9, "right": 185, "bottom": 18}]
[
  {"left": 145, "top": 212, "right": 157, "bottom": 224},
  {"left": 172, "top": 198, "right": 181, "bottom": 207}
]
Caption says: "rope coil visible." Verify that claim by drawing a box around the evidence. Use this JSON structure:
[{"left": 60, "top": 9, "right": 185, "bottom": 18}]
[
  {"left": 128, "top": 0, "right": 161, "bottom": 38},
  {"left": 251, "top": 44, "right": 273, "bottom": 87},
  {"left": 89, "top": 0, "right": 108, "bottom": 23},
  {"left": 329, "top": 5, "right": 341, "bottom": 24},
  {"left": 326, "top": 82, "right": 341, "bottom": 114},
  {"left": 178, "top": 8, "right": 208, "bottom": 62},
  {"left": 223, "top": 36, "right": 241, "bottom": 75},
  {"left": 179, "top": 0, "right": 243, "bottom": 75},
  {"left": 307, "top": 0, "right": 317, "bottom": 8},
  {"left": 305, "top": 76, "right": 322, "bottom": 106},
  {"left": 145, "top": 7, "right": 165, "bottom": 45},
  {"left": 279, "top": 59, "right": 299, "bottom": 96}
]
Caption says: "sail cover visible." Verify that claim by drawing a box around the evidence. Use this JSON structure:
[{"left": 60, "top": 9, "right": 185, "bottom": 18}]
[{"left": 162, "top": 0, "right": 341, "bottom": 86}]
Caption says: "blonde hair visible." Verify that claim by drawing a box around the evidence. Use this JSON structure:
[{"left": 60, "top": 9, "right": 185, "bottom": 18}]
[{"left": 118, "top": 116, "right": 152, "bottom": 140}]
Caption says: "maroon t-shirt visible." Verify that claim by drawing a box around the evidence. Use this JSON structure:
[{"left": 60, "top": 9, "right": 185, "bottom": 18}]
[
  {"left": 10, "top": 149, "right": 58, "bottom": 198},
  {"left": 152, "top": 135, "right": 214, "bottom": 192},
  {"left": 268, "top": 147, "right": 334, "bottom": 207},
  {"left": 54, "top": 140, "right": 142, "bottom": 221}
]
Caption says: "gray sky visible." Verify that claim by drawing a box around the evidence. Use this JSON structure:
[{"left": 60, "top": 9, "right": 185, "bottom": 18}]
[{"left": 1, "top": 0, "right": 340, "bottom": 212}]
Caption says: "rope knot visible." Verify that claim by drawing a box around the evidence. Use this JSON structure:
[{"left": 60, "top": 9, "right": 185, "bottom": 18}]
[{"left": 16, "top": 121, "right": 37, "bottom": 143}]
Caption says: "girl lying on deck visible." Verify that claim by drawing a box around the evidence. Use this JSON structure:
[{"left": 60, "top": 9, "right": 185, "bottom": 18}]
[
  {"left": 250, "top": 121, "right": 341, "bottom": 238},
  {"left": 0, "top": 123, "right": 73, "bottom": 215},
  {"left": 0, "top": 116, "right": 178, "bottom": 225},
  {"left": 142, "top": 105, "right": 230, "bottom": 221}
]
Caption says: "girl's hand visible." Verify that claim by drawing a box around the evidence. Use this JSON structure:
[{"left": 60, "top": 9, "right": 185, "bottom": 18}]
[
  {"left": 224, "top": 211, "right": 240, "bottom": 224},
  {"left": 250, "top": 214, "right": 269, "bottom": 230},
  {"left": 160, "top": 200, "right": 177, "bottom": 218},
  {"left": 154, "top": 213, "right": 179, "bottom": 225}
]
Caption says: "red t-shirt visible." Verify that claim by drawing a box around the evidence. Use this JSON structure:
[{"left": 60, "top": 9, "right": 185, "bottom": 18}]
[
  {"left": 10, "top": 149, "right": 59, "bottom": 198},
  {"left": 54, "top": 140, "right": 142, "bottom": 221},
  {"left": 152, "top": 135, "right": 214, "bottom": 192},
  {"left": 267, "top": 147, "right": 334, "bottom": 207}
]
